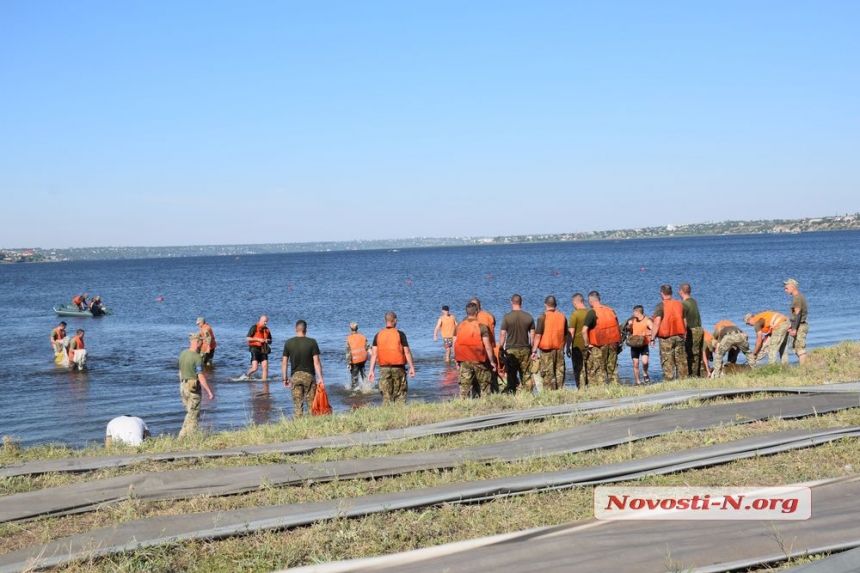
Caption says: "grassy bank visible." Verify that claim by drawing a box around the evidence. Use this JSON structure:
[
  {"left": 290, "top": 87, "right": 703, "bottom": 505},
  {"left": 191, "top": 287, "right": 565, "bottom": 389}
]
[{"left": 2, "top": 341, "right": 860, "bottom": 572}]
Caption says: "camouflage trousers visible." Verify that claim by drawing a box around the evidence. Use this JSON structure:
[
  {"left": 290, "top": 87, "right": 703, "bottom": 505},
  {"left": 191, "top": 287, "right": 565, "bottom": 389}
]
[
  {"left": 569, "top": 347, "right": 586, "bottom": 388},
  {"left": 504, "top": 347, "right": 533, "bottom": 393},
  {"left": 538, "top": 348, "right": 566, "bottom": 390},
  {"left": 754, "top": 322, "right": 790, "bottom": 365},
  {"left": 791, "top": 322, "right": 809, "bottom": 358},
  {"left": 179, "top": 379, "right": 201, "bottom": 439},
  {"left": 712, "top": 332, "right": 753, "bottom": 378},
  {"left": 685, "top": 327, "right": 705, "bottom": 378},
  {"left": 659, "top": 335, "right": 688, "bottom": 380},
  {"left": 379, "top": 366, "right": 408, "bottom": 404},
  {"left": 586, "top": 344, "right": 619, "bottom": 385},
  {"left": 459, "top": 361, "right": 493, "bottom": 398},
  {"left": 290, "top": 371, "right": 316, "bottom": 417}
]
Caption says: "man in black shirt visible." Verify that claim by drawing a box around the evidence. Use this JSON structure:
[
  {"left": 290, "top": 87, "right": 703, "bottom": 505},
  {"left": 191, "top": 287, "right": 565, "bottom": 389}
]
[{"left": 282, "top": 320, "right": 325, "bottom": 417}]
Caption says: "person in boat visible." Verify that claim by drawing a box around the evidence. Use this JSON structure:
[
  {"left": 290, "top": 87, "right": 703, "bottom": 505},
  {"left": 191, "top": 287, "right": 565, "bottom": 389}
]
[
  {"left": 72, "top": 293, "right": 89, "bottom": 311},
  {"left": 89, "top": 295, "right": 105, "bottom": 316}
]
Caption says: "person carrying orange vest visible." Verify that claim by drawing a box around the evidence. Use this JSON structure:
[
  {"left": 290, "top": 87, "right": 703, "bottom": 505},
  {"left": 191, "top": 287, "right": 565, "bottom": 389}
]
[
  {"left": 744, "top": 310, "right": 789, "bottom": 366},
  {"left": 196, "top": 317, "right": 217, "bottom": 366},
  {"left": 650, "top": 284, "right": 688, "bottom": 381},
  {"left": 624, "top": 305, "right": 653, "bottom": 385},
  {"left": 530, "top": 295, "right": 569, "bottom": 391},
  {"left": 345, "top": 322, "right": 370, "bottom": 389},
  {"left": 72, "top": 293, "right": 89, "bottom": 311},
  {"left": 433, "top": 306, "right": 458, "bottom": 363},
  {"left": 582, "top": 291, "right": 622, "bottom": 385},
  {"left": 454, "top": 302, "right": 497, "bottom": 398},
  {"left": 368, "top": 311, "right": 416, "bottom": 405},
  {"left": 240, "top": 315, "right": 272, "bottom": 381}
]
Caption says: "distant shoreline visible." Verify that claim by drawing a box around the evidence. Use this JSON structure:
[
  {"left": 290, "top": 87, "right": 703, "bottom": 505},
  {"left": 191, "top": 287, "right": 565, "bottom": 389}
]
[{"left": 3, "top": 214, "right": 858, "bottom": 263}]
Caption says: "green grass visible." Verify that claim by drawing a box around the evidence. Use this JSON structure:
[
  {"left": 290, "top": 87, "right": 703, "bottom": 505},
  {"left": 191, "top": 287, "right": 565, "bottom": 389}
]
[{"left": 2, "top": 341, "right": 860, "bottom": 571}]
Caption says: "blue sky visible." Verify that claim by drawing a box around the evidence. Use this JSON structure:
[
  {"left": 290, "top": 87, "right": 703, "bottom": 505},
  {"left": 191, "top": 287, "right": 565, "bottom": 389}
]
[{"left": 1, "top": 1, "right": 858, "bottom": 248}]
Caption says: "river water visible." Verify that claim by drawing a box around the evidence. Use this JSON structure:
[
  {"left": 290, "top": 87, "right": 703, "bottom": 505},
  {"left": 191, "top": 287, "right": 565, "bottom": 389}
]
[{"left": 1, "top": 231, "right": 857, "bottom": 447}]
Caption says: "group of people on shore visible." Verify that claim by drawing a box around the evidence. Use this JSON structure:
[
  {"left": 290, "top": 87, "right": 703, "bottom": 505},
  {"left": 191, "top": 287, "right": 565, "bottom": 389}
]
[
  {"left": 174, "top": 277, "right": 809, "bottom": 438},
  {"left": 53, "top": 277, "right": 808, "bottom": 442}
]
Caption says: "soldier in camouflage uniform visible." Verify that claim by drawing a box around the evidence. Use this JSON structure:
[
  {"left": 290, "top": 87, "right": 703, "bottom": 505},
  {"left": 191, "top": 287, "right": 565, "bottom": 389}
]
[
  {"left": 582, "top": 291, "right": 622, "bottom": 385},
  {"left": 499, "top": 294, "right": 535, "bottom": 393},
  {"left": 530, "top": 295, "right": 569, "bottom": 390},
  {"left": 368, "top": 312, "right": 416, "bottom": 404},
  {"left": 455, "top": 302, "right": 497, "bottom": 398},
  {"left": 711, "top": 321, "right": 754, "bottom": 378},
  {"left": 651, "top": 284, "right": 688, "bottom": 381}
]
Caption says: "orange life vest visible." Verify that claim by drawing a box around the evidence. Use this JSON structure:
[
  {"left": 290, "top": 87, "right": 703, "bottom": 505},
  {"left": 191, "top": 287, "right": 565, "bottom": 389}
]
[
  {"left": 439, "top": 315, "right": 456, "bottom": 338},
  {"left": 589, "top": 305, "right": 622, "bottom": 346},
  {"left": 347, "top": 333, "right": 368, "bottom": 363},
  {"left": 657, "top": 299, "right": 685, "bottom": 338},
  {"left": 248, "top": 324, "right": 270, "bottom": 347},
  {"left": 752, "top": 311, "right": 787, "bottom": 334},
  {"left": 477, "top": 310, "right": 496, "bottom": 347},
  {"left": 704, "top": 330, "right": 714, "bottom": 346},
  {"left": 631, "top": 316, "right": 651, "bottom": 345},
  {"left": 454, "top": 319, "right": 489, "bottom": 362},
  {"left": 68, "top": 334, "right": 84, "bottom": 359},
  {"left": 376, "top": 328, "right": 406, "bottom": 366},
  {"left": 52, "top": 326, "right": 66, "bottom": 341},
  {"left": 72, "top": 295, "right": 85, "bottom": 306},
  {"left": 200, "top": 324, "right": 216, "bottom": 352},
  {"left": 538, "top": 309, "right": 567, "bottom": 350}
]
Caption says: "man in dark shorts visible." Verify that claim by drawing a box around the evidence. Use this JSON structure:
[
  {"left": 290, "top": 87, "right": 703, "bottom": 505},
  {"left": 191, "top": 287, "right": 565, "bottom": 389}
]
[
  {"left": 282, "top": 320, "right": 325, "bottom": 417},
  {"left": 624, "top": 305, "right": 653, "bottom": 385},
  {"left": 241, "top": 315, "right": 272, "bottom": 380},
  {"left": 498, "top": 294, "right": 535, "bottom": 393}
]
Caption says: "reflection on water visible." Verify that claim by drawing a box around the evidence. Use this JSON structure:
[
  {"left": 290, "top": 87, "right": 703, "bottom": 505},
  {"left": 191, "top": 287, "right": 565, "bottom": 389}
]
[{"left": 1, "top": 231, "right": 859, "bottom": 447}]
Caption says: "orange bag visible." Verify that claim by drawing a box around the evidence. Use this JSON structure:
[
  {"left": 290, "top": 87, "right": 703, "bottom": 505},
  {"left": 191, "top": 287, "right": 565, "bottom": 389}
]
[{"left": 311, "top": 382, "right": 333, "bottom": 416}]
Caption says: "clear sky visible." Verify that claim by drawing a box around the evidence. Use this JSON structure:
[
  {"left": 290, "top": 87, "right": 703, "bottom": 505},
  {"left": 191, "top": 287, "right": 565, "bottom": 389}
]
[{"left": 1, "top": 1, "right": 858, "bottom": 248}]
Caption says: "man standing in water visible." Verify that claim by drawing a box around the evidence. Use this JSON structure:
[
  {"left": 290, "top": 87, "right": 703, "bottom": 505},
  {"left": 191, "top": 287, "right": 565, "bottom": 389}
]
[
  {"left": 345, "top": 321, "right": 369, "bottom": 389},
  {"left": 499, "top": 294, "right": 535, "bottom": 393},
  {"left": 178, "top": 333, "right": 214, "bottom": 439},
  {"left": 241, "top": 315, "right": 272, "bottom": 380},
  {"left": 432, "top": 306, "right": 458, "bottom": 363},
  {"left": 679, "top": 283, "right": 704, "bottom": 377},
  {"left": 283, "top": 320, "right": 325, "bottom": 417},
  {"left": 197, "top": 317, "right": 216, "bottom": 367},
  {"left": 784, "top": 278, "right": 809, "bottom": 365},
  {"left": 368, "top": 311, "right": 416, "bottom": 404}
]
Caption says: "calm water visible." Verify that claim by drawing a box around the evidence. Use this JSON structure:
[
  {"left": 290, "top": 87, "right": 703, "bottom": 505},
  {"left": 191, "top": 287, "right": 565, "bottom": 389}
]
[{"left": 1, "top": 232, "right": 858, "bottom": 447}]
